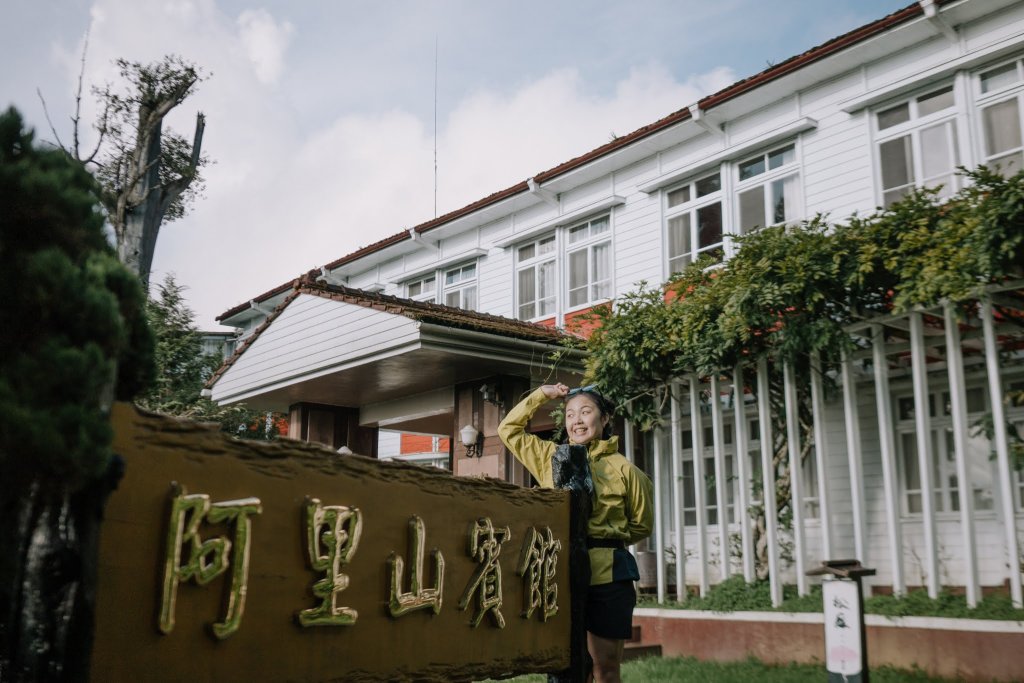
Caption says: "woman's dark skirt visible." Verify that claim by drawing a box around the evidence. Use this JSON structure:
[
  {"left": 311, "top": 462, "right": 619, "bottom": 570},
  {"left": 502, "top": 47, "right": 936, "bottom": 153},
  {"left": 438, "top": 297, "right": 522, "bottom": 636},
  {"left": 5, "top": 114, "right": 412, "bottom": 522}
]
[{"left": 584, "top": 579, "right": 636, "bottom": 640}]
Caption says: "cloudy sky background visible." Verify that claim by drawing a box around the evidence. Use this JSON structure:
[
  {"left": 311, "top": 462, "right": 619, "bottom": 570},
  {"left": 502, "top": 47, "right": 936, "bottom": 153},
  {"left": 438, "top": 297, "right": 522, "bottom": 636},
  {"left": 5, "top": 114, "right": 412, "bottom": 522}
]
[{"left": 4, "top": 0, "right": 906, "bottom": 328}]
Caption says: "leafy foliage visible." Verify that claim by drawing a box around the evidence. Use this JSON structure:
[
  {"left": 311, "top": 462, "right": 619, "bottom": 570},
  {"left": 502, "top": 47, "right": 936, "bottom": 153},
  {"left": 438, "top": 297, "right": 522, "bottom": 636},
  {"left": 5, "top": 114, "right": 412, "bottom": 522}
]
[
  {"left": 0, "top": 107, "right": 154, "bottom": 489},
  {"left": 584, "top": 168, "right": 1024, "bottom": 428},
  {"left": 136, "top": 275, "right": 284, "bottom": 440}
]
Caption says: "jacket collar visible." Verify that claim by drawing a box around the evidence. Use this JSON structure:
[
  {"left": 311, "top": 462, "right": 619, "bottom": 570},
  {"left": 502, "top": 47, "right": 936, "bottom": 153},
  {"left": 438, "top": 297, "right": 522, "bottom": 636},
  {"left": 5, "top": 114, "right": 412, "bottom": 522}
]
[{"left": 587, "top": 435, "right": 619, "bottom": 459}]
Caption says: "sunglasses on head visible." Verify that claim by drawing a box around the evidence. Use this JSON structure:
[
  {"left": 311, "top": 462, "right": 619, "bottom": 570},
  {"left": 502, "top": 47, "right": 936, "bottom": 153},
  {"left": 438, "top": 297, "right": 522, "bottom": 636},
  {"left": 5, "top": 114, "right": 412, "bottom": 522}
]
[{"left": 566, "top": 384, "right": 599, "bottom": 397}]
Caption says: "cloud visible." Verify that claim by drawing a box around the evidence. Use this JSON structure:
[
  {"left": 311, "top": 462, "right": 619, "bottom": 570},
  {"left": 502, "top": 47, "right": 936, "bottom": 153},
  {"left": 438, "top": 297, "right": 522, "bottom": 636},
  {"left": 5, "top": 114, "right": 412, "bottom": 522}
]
[{"left": 237, "top": 9, "right": 294, "bottom": 85}]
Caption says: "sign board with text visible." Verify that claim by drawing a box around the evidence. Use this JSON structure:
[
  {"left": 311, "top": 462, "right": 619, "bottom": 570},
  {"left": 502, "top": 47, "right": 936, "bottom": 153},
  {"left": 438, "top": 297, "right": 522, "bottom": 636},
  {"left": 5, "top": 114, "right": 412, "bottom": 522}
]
[{"left": 92, "top": 403, "right": 572, "bottom": 682}]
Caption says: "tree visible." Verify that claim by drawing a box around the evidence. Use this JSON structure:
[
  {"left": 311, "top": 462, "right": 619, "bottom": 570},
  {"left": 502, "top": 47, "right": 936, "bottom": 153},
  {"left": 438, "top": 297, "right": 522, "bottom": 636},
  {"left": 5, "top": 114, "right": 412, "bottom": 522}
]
[
  {"left": 42, "top": 46, "right": 208, "bottom": 290},
  {"left": 138, "top": 275, "right": 284, "bottom": 440},
  {"left": 0, "top": 106, "right": 154, "bottom": 681}
]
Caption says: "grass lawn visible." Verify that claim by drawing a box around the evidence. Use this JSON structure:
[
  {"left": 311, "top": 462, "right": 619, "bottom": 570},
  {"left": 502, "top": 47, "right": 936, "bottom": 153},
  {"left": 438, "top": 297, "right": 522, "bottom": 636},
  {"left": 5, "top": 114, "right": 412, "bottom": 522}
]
[{"left": 481, "top": 655, "right": 965, "bottom": 682}]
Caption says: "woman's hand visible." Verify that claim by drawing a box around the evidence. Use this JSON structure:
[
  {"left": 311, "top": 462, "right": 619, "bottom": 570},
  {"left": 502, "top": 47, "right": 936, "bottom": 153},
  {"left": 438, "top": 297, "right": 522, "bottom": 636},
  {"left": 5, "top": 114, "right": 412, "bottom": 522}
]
[{"left": 540, "top": 383, "right": 570, "bottom": 400}]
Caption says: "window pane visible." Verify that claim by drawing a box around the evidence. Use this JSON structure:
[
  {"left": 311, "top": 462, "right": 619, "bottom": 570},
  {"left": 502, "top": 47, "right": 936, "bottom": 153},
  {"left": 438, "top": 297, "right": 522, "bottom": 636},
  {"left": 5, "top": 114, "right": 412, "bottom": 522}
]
[
  {"left": 738, "top": 155, "right": 766, "bottom": 181},
  {"left": 917, "top": 86, "right": 954, "bottom": 117},
  {"left": 696, "top": 202, "right": 723, "bottom": 248},
  {"left": 983, "top": 98, "right": 1022, "bottom": 157},
  {"left": 464, "top": 286, "right": 477, "bottom": 311},
  {"left": 667, "top": 186, "right": 691, "bottom": 207},
  {"left": 569, "top": 250, "right": 588, "bottom": 306},
  {"left": 445, "top": 269, "right": 458, "bottom": 285},
  {"left": 878, "top": 102, "right": 910, "bottom": 130},
  {"left": 538, "top": 260, "right": 555, "bottom": 300},
  {"left": 518, "top": 267, "right": 536, "bottom": 311},
  {"left": 963, "top": 432, "right": 995, "bottom": 511},
  {"left": 981, "top": 62, "right": 1019, "bottom": 94},
  {"left": 408, "top": 282, "right": 422, "bottom": 297},
  {"left": 519, "top": 300, "right": 535, "bottom": 320},
  {"left": 767, "top": 144, "right": 795, "bottom": 170},
  {"left": 538, "top": 235, "right": 556, "bottom": 254},
  {"left": 991, "top": 151, "right": 1024, "bottom": 177},
  {"left": 668, "top": 214, "right": 691, "bottom": 265},
  {"left": 771, "top": 175, "right": 798, "bottom": 224},
  {"left": 919, "top": 122, "right": 954, "bottom": 184},
  {"left": 592, "top": 242, "right": 611, "bottom": 300},
  {"left": 423, "top": 277, "right": 435, "bottom": 293},
  {"left": 880, "top": 135, "right": 914, "bottom": 193},
  {"left": 518, "top": 243, "right": 535, "bottom": 262},
  {"left": 902, "top": 432, "right": 921, "bottom": 490},
  {"left": 464, "top": 263, "right": 476, "bottom": 277},
  {"left": 445, "top": 290, "right": 460, "bottom": 307},
  {"left": 590, "top": 216, "right": 609, "bottom": 235},
  {"left": 696, "top": 174, "right": 721, "bottom": 197},
  {"left": 568, "top": 224, "right": 588, "bottom": 244},
  {"left": 739, "top": 185, "right": 765, "bottom": 233}
]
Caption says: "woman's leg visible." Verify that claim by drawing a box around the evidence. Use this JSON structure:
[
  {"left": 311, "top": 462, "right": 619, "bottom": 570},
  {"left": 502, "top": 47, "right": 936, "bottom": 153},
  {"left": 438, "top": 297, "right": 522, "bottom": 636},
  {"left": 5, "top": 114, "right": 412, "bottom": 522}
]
[{"left": 587, "top": 631, "right": 625, "bottom": 683}]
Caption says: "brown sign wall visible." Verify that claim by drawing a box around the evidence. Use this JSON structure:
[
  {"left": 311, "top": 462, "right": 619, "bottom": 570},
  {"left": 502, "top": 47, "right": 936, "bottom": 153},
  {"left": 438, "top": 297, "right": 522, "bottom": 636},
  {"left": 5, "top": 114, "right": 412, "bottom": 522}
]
[{"left": 93, "top": 404, "right": 571, "bottom": 682}]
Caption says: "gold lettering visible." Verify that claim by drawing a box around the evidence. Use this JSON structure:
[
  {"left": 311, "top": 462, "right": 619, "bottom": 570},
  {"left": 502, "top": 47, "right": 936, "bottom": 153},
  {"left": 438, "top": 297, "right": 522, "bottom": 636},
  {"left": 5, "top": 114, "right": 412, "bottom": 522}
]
[
  {"left": 388, "top": 515, "right": 445, "bottom": 617},
  {"left": 158, "top": 483, "right": 262, "bottom": 639},
  {"left": 299, "top": 497, "right": 362, "bottom": 627},
  {"left": 516, "top": 526, "right": 561, "bottom": 621},
  {"left": 457, "top": 518, "right": 510, "bottom": 628}
]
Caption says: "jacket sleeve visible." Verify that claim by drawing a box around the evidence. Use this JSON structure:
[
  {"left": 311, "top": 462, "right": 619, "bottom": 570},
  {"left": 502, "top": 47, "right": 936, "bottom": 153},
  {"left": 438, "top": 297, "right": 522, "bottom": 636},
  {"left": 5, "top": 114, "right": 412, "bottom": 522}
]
[
  {"left": 625, "top": 463, "right": 655, "bottom": 544},
  {"left": 497, "top": 388, "right": 556, "bottom": 487}
]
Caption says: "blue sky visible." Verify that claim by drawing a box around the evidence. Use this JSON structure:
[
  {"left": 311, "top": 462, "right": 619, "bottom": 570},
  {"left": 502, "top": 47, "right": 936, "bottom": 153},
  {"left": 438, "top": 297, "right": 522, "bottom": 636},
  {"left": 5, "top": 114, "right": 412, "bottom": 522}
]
[{"left": 3, "top": 0, "right": 908, "bottom": 327}]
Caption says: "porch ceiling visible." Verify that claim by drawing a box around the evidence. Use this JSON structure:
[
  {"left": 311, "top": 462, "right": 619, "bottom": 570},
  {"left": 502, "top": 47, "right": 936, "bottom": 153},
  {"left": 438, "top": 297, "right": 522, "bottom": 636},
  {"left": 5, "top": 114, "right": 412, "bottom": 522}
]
[{"left": 238, "top": 343, "right": 581, "bottom": 415}]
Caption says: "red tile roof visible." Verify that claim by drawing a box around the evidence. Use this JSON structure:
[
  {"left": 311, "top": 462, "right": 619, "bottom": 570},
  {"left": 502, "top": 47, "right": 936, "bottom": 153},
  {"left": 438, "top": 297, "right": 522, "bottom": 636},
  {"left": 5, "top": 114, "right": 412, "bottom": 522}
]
[
  {"left": 219, "top": 1, "right": 935, "bottom": 322},
  {"left": 207, "top": 276, "right": 573, "bottom": 389}
]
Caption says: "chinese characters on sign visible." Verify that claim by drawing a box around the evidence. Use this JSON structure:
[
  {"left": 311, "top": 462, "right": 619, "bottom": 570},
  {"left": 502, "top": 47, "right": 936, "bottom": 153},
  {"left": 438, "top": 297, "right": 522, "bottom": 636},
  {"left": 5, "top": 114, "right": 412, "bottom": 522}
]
[
  {"left": 158, "top": 483, "right": 262, "bottom": 640},
  {"left": 823, "top": 578, "right": 863, "bottom": 679},
  {"left": 157, "top": 486, "right": 561, "bottom": 639}
]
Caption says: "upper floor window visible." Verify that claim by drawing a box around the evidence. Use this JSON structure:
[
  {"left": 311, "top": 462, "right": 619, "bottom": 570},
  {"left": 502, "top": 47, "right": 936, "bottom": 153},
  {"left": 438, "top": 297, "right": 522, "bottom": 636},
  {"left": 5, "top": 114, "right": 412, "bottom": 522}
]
[
  {"left": 736, "top": 143, "right": 800, "bottom": 232},
  {"left": 443, "top": 263, "right": 477, "bottom": 310},
  {"left": 516, "top": 235, "right": 556, "bottom": 320},
  {"left": 665, "top": 172, "right": 723, "bottom": 275},
  {"left": 874, "top": 85, "right": 959, "bottom": 207},
  {"left": 566, "top": 215, "right": 612, "bottom": 309},
  {"left": 978, "top": 59, "right": 1024, "bottom": 177},
  {"left": 406, "top": 275, "right": 436, "bottom": 302}
]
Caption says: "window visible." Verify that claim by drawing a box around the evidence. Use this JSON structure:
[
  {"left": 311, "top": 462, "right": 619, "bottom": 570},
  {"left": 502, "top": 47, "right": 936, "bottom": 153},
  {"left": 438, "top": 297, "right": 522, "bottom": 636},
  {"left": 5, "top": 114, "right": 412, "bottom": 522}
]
[
  {"left": 978, "top": 59, "right": 1024, "bottom": 177},
  {"left": 566, "top": 215, "right": 611, "bottom": 309},
  {"left": 896, "top": 388, "right": 996, "bottom": 515},
  {"left": 516, "top": 235, "right": 557, "bottom": 320},
  {"left": 736, "top": 143, "right": 800, "bottom": 232},
  {"left": 443, "top": 263, "right": 477, "bottom": 310},
  {"left": 874, "top": 85, "right": 959, "bottom": 207},
  {"left": 406, "top": 275, "right": 436, "bottom": 302},
  {"left": 665, "top": 172, "right": 724, "bottom": 274}
]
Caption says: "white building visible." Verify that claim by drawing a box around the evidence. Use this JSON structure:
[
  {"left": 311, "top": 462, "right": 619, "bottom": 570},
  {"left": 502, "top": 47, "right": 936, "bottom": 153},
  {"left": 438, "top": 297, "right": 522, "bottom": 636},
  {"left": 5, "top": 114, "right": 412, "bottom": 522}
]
[{"left": 210, "top": 0, "right": 1024, "bottom": 605}]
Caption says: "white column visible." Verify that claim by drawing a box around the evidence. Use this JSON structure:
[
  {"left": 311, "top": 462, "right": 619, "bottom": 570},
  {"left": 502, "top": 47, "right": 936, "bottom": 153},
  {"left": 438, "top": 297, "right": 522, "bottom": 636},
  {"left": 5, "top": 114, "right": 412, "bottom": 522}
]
[
  {"left": 689, "top": 376, "right": 710, "bottom": 597},
  {"left": 980, "top": 300, "right": 1023, "bottom": 608},
  {"left": 652, "top": 425, "right": 666, "bottom": 605},
  {"left": 872, "top": 324, "right": 905, "bottom": 596},
  {"left": 810, "top": 352, "right": 834, "bottom": 560},
  {"left": 757, "top": 358, "right": 782, "bottom": 606},
  {"left": 840, "top": 349, "right": 868, "bottom": 569},
  {"left": 624, "top": 419, "right": 638, "bottom": 561},
  {"left": 733, "top": 365, "right": 755, "bottom": 582},
  {"left": 909, "top": 311, "right": 940, "bottom": 598},
  {"left": 943, "top": 302, "right": 979, "bottom": 607},
  {"left": 710, "top": 373, "right": 731, "bottom": 581},
  {"left": 783, "top": 361, "right": 808, "bottom": 595},
  {"left": 669, "top": 381, "right": 687, "bottom": 602}
]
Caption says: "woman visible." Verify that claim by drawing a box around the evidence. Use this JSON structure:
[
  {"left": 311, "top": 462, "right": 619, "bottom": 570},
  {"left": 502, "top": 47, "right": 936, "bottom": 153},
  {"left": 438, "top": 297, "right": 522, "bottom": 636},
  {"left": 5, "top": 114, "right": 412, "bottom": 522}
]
[{"left": 498, "top": 383, "right": 654, "bottom": 683}]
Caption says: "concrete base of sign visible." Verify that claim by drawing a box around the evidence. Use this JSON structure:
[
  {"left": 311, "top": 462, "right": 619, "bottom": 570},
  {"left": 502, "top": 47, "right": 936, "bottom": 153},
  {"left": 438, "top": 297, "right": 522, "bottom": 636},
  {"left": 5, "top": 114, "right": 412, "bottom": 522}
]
[{"left": 632, "top": 608, "right": 1024, "bottom": 683}]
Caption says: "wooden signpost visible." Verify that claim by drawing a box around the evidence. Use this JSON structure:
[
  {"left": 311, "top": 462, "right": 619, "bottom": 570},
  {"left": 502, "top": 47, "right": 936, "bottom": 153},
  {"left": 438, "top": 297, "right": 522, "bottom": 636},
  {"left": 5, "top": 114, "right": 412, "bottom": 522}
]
[{"left": 92, "top": 404, "right": 579, "bottom": 681}]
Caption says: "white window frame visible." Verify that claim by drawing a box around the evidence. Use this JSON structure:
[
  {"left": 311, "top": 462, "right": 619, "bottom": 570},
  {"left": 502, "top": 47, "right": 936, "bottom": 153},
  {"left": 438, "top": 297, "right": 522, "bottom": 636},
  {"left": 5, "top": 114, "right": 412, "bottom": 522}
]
[
  {"left": 515, "top": 234, "right": 558, "bottom": 321},
  {"left": 664, "top": 171, "right": 725, "bottom": 276},
  {"left": 565, "top": 213, "right": 613, "bottom": 312},
  {"left": 975, "top": 57, "right": 1024, "bottom": 178},
  {"left": 872, "top": 83, "right": 961, "bottom": 208},
  {"left": 894, "top": 386, "right": 999, "bottom": 517},
  {"left": 734, "top": 141, "right": 802, "bottom": 233},
  {"left": 442, "top": 262, "right": 478, "bottom": 310},
  {"left": 405, "top": 274, "right": 437, "bottom": 302}
]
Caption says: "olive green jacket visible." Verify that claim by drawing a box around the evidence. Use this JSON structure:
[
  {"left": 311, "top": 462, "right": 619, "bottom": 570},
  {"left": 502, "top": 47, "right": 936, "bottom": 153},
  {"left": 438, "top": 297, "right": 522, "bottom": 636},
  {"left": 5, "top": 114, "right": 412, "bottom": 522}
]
[{"left": 497, "top": 388, "right": 655, "bottom": 585}]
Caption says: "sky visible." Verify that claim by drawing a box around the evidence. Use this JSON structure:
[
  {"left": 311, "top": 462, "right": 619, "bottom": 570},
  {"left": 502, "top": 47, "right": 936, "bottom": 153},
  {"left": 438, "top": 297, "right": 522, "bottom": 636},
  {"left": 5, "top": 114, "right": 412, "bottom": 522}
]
[{"left": 3, "top": 0, "right": 909, "bottom": 329}]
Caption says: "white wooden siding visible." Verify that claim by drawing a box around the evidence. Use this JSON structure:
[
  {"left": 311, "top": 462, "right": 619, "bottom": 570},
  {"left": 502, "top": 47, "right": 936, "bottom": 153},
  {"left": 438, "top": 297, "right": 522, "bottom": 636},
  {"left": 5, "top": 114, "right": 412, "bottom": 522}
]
[{"left": 213, "top": 294, "right": 420, "bottom": 402}]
